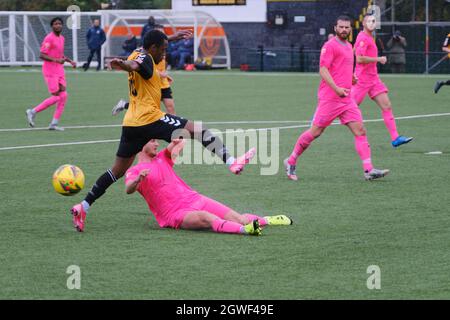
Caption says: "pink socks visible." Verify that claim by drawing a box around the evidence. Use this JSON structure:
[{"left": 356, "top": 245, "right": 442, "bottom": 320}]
[
  {"left": 212, "top": 219, "right": 243, "bottom": 234},
  {"left": 288, "top": 130, "right": 315, "bottom": 165},
  {"left": 53, "top": 91, "right": 68, "bottom": 120},
  {"left": 34, "top": 95, "right": 60, "bottom": 113},
  {"left": 382, "top": 109, "right": 399, "bottom": 141},
  {"left": 354, "top": 135, "right": 373, "bottom": 172},
  {"left": 33, "top": 91, "right": 68, "bottom": 121}
]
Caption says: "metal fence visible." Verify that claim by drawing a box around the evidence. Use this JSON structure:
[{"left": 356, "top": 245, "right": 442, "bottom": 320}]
[{"left": 238, "top": 46, "right": 450, "bottom": 74}]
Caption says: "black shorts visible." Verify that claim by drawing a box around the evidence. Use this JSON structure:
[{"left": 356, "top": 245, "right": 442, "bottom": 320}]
[
  {"left": 116, "top": 114, "right": 188, "bottom": 158},
  {"left": 161, "top": 87, "right": 173, "bottom": 100}
]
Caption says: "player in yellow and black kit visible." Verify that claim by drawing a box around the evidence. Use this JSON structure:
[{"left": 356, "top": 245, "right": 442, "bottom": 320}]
[
  {"left": 434, "top": 33, "right": 450, "bottom": 94},
  {"left": 70, "top": 30, "right": 255, "bottom": 232},
  {"left": 112, "top": 25, "right": 176, "bottom": 116},
  {"left": 111, "top": 52, "right": 175, "bottom": 115}
]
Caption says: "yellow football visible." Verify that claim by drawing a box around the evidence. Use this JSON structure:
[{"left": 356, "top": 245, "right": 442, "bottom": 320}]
[{"left": 52, "top": 164, "right": 85, "bottom": 196}]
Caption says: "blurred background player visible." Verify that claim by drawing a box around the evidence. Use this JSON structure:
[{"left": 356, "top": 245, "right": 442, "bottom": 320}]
[
  {"left": 284, "top": 16, "right": 389, "bottom": 182},
  {"left": 113, "top": 24, "right": 176, "bottom": 116},
  {"left": 352, "top": 14, "right": 413, "bottom": 148},
  {"left": 125, "top": 139, "right": 293, "bottom": 236},
  {"left": 83, "top": 19, "right": 106, "bottom": 71},
  {"left": 434, "top": 32, "right": 450, "bottom": 94},
  {"left": 71, "top": 30, "right": 255, "bottom": 232},
  {"left": 26, "top": 17, "right": 76, "bottom": 131}
]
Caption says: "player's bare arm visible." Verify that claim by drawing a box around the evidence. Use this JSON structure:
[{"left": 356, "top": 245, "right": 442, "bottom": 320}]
[
  {"left": 110, "top": 58, "right": 140, "bottom": 72},
  {"left": 319, "top": 66, "right": 348, "bottom": 97},
  {"left": 40, "top": 52, "right": 64, "bottom": 64},
  {"left": 63, "top": 56, "right": 77, "bottom": 68},
  {"left": 166, "top": 139, "right": 185, "bottom": 161},
  {"left": 356, "top": 55, "right": 387, "bottom": 64},
  {"left": 125, "top": 169, "right": 150, "bottom": 194},
  {"left": 443, "top": 47, "right": 450, "bottom": 53}
]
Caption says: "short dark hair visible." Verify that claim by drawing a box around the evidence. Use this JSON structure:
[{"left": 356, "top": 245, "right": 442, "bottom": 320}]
[
  {"left": 143, "top": 30, "right": 168, "bottom": 50},
  {"left": 50, "top": 17, "right": 63, "bottom": 27},
  {"left": 335, "top": 15, "right": 352, "bottom": 26}
]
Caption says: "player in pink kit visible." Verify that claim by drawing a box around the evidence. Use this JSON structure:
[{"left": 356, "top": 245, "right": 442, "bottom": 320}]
[
  {"left": 352, "top": 14, "right": 413, "bottom": 148},
  {"left": 121, "top": 139, "right": 293, "bottom": 236},
  {"left": 26, "top": 17, "right": 76, "bottom": 131},
  {"left": 284, "top": 16, "right": 389, "bottom": 181}
]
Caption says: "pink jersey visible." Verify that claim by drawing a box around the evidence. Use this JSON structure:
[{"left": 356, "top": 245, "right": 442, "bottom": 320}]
[
  {"left": 40, "top": 32, "right": 65, "bottom": 77},
  {"left": 318, "top": 37, "right": 354, "bottom": 102},
  {"left": 354, "top": 31, "right": 379, "bottom": 82},
  {"left": 125, "top": 149, "right": 201, "bottom": 226}
]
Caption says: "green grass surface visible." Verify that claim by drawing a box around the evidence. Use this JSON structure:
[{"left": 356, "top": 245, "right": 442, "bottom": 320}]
[{"left": 0, "top": 68, "right": 449, "bottom": 299}]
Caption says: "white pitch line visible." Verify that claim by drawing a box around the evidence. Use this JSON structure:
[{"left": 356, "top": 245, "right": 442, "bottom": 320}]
[
  {"left": 1, "top": 112, "right": 450, "bottom": 133},
  {"left": 0, "top": 139, "right": 120, "bottom": 151},
  {"left": 0, "top": 124, "right": 122, "bottom": 132},
  {"left": 0, "top": 120, "right": 311, "bottom": 132},
  {"left": 1, "top": 112, "right": 449, "bottom": 152}
]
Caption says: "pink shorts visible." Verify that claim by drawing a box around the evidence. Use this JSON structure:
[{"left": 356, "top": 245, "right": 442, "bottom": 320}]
[
  {"left": 160, "top": 195, "right": 232, "bottom": 229},
  {"left": 312, "top": 99, "right": 363, "bottom": 128},
  {"left": 352, "top": 80, "right": 388, "bottom": 105},
  {"left": 44, "top": 74, "right": 66, "bottom": 94}
]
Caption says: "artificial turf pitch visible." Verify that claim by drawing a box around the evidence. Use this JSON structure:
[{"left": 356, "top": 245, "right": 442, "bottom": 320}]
[{"left": 0, "top": 68, "right": 449, "bottom": 299}]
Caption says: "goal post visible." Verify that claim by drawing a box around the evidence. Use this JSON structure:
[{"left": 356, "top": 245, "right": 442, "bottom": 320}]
[{"left": 0, "top": 10, "right": 232, "bottom": 70}]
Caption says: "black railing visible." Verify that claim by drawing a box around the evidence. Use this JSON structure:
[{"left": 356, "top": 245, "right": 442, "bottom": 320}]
[{"left": 238, "top": 46, "right": 450, "bottom": 74}]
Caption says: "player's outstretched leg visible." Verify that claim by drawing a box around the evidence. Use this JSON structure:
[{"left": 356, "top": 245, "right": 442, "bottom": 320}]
[
  {"left": 71, "top": 156, "right": 135, "bottom": 232},
  {"left": 26, "top": 95, "right": 61, "bottom": 127},
  {"left": 434, "top": 80, "right": 450, "bottom": 94},
  {"left": 373, "top": 93, "right": 413, "bottom": 148},
  {"left": 183, "top": 121, "right": 256, "bottom": 175},
  {"left": 181, "top": 211, "right": 262, "bottom": 236}
]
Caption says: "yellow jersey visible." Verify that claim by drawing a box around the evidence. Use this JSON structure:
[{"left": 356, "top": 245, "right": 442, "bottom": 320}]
[
  {"left": 157, "top": 59, "right": 171, "bottom": 89},
  {"left": 123, "top": 49, "right": 165, "bottom": 127}
]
